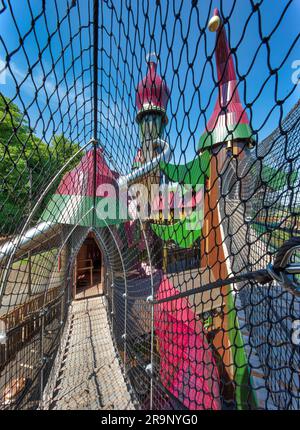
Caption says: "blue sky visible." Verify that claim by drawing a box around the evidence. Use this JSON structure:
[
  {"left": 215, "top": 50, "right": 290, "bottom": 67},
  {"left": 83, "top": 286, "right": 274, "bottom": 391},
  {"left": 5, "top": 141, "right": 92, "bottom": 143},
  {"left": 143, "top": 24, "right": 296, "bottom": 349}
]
[{"left": 0, "top": 0, "right": 299, "bottom": 173}]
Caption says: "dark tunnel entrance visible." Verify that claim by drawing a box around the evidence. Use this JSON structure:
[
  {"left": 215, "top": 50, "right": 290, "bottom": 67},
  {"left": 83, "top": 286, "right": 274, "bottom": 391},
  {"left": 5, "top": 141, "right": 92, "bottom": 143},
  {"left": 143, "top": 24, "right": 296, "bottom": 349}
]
[{"left": 73, "top": 233, "right": 104, "bottom": 300}]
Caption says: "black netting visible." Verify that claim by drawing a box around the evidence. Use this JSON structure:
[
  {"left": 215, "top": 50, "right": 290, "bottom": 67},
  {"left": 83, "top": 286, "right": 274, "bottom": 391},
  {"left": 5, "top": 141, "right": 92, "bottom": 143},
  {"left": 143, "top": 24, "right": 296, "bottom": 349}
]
[{"left": 0, "top": 0, "right": 299, "bottom": 411}]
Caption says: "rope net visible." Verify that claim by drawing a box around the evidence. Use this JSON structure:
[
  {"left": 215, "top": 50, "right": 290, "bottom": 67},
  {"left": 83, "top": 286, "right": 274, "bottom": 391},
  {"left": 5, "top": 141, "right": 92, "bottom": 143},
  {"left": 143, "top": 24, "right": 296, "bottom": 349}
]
[{"left": 0, "top": 0, "right": 299, "bottom": 410}]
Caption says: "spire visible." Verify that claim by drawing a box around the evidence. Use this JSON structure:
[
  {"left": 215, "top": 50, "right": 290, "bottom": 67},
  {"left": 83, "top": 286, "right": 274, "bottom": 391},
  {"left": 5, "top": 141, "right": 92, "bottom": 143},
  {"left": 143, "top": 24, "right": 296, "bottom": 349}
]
[
  {"left": 198, "top": 8, "right": 253, "bottom": 151},
  {"left": 136, "top": 53, "right": 170, "bottom": 124}
]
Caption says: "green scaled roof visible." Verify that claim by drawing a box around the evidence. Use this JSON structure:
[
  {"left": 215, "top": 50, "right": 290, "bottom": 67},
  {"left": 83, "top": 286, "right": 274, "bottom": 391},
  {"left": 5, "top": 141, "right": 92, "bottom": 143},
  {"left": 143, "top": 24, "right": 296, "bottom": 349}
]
[{"left": 198, "top": 123, "right": 253, "bottom": 151}]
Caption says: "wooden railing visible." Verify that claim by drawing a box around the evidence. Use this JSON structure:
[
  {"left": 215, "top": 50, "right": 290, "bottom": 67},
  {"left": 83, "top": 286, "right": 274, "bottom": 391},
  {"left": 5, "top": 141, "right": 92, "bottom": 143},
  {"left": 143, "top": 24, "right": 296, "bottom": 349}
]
[
  {"left": 76, "top": 259, "right": 94, "bottom": 287},
  {"left": 0, "top": 285, "right": 61, "bottom": 331},
  {"left": 0, "top": 286, "right": 63, "bottom": 371}
]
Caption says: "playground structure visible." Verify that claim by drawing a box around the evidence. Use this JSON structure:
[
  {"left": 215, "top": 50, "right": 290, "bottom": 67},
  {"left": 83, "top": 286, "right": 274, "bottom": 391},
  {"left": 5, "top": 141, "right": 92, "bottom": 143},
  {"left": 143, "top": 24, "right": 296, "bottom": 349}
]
[{"left": 0, "top": 0, "right": 300, "bottom": 410}]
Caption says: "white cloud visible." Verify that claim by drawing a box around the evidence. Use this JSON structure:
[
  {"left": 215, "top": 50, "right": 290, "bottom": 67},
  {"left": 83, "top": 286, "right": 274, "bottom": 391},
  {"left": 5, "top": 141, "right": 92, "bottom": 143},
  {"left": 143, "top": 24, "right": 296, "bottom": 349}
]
[
  {"left": 7, "top": 61, "right": 88, "bottom": 109},
  {"left": 0, "top": 59, "right": 7, "bottom": 84}
]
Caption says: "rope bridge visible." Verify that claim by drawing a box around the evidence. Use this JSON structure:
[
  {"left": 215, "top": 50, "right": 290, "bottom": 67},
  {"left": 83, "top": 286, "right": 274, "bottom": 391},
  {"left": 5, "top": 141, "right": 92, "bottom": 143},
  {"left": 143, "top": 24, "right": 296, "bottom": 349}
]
[{"left": 0, "top": 0, "right": 299, "bottom": 410}]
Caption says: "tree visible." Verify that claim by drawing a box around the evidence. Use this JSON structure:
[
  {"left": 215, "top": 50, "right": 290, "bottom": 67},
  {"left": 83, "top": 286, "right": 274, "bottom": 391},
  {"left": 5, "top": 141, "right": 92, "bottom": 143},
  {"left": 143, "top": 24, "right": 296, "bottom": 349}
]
[{"left": 0, "top": 94, "right": 83, "bottom": 235}]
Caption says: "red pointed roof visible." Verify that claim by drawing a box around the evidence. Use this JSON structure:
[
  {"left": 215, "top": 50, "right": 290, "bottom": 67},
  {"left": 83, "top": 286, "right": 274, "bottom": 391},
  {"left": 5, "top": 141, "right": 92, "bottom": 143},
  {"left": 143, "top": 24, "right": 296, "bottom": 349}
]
[
  {"left": 57, "top": 147, "right": 117, "bottom": 196},
  {"left": 212, "top": 8, "right": 236, "bottom": 85},
  {"left": 198, "top": 8, "right": 253, "bottom": 150},
  {"left": 136, "top": 55, "right": 170, "bottom": 122}
]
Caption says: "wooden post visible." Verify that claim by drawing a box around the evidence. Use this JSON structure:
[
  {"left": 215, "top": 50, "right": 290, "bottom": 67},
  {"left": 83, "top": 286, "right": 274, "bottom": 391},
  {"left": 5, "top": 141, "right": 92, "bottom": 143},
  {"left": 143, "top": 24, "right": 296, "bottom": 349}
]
[
  {"left": 28, "top": 251, "right": 32, "bottom": 297},
  {"left": 163, "top": 244, "right": 168, "bottom": 272},
  {"left": 90, "top": 263, "right": 93, "bottom": 287},
  {"left": 73, "top": 259, "right": 77, "bottom": 299},
  {"left": 200, "top": 176, "right": 210, "bottom": 269}
]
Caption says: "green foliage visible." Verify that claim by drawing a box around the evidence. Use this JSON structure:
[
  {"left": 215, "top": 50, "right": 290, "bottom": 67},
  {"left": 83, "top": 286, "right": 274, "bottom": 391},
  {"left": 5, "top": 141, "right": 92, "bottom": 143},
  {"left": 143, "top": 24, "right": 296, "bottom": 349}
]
[{"left": 0, "top": 94, "right": 83, "bottom": 235}]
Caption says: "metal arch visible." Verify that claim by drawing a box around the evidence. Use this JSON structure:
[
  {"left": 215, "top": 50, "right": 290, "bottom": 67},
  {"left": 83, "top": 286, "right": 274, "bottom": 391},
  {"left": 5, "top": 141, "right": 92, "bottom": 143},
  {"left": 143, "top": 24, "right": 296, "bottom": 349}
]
[
  {"left": 100, "top": 220, "right": 129, "bottom": 373},
  {"left": 94, "top": 202, "right": 155, "bottom": 384},
  {"left": 97, "top": 205, "right": 155, "bottom": 406},
  {"left": 41, "top": 210, "right": 95, "bottom": 306},
  {"left": 66, "top": 228, "right": 113, "bottom": 282},
  {"left": 37, "top": 213, "right": 115, "bottom": 404},
  {"left": 22, "top": 211, "right": 94, "bottom": 319},
  {"left": 64, "top": 226, "right": 114, "bottom": 299},
  {"left": 133, "top": 218, "right": 155, "bottom": 409},
  {"left": 0, "top": 139, "right": 93, "bottom": 305}
]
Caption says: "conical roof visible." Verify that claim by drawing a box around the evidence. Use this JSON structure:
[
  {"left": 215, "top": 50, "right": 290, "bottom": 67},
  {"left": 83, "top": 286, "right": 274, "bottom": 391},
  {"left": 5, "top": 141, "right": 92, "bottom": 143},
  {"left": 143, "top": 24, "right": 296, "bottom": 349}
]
[
  {"left": 198, "top": 8, "right": 253, "bottom": 151},
  {"left": 57, "top": 147, "right": 117, "bottom": 196},
  {"left": 136, "top": 55, "right": 170, "bottom": 123},
  {"left": 41, "top": 147, "right": 123, "bottom": 227}
]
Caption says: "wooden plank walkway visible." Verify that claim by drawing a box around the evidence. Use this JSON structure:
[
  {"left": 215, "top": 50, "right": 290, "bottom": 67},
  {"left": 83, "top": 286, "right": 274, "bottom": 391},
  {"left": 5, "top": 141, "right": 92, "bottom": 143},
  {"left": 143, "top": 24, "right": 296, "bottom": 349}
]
[{"left": 48, "top": 297, "right": 134, "bottom": 410}]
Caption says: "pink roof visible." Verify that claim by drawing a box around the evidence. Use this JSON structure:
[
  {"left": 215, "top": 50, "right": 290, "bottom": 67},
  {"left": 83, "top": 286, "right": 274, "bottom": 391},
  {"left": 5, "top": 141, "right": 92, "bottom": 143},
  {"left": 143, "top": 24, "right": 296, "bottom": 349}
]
[
  {"left": 154, "top": 278, "right": 221, "bottom": 410},
  {"left": 213, "top": 8, "right": 236, "bottom": 85},
  {"left": 136, "top": 60, "right": 170, "bottom": 114},
  {"left": 57, "top": 148, "right": 117, "bottom": 196},
  {"left": 206, "top": 8, "right": 250, "bottom": 131}
]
